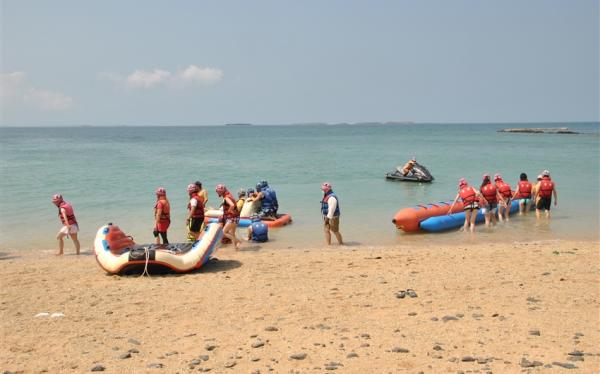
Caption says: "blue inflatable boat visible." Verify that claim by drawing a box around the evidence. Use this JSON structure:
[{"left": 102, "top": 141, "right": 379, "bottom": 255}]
[{"left": 420, "top": 200, "right": 520, "bottom": 232}]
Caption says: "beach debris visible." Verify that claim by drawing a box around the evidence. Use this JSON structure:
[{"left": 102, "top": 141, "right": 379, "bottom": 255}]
[
  {"left": 526, "top": 296, "right": 541, "bottom": 303},
  {"left": 90, "top": 364, "right": 106, "bottom": 371},
  {"left": 406, "top": 289, "right": 418, "bottom": 298},
  {"left": 432, "top": 345, "right": 443, "bottom": 351},
  {"left": 461, "top": 356, "right": 475, "bottom": 362},
  {"left": 472, "top": 313, "right": 484, "bottom": 320},
  {"left": 184, "top": 332, "right": 196, "bottom": 337},
  {"left": 224, "top": 360, "right": 236, "bottom": 368},
  {"left": 128, "top": 348, "right": 139, "bottom": 354},
  {"left": 553, "top": 361, "right": 578, "bottom": 369},
  {"left": 430, "top": 317, "right": 439, "bottom": 321},
  {"left": 50, "top": 312, "right": 65, "bottom": 318},
  {"left": 529, "top": 329, "right": 541, "bottom": 336},
  {"left": 128, "top": 338, "right": 141, "bottom": 345},
  {"left": 205, "top": 343, "right": 217, "bottom": 351},
  {"left": 360, "top": 343, "right": 370, "bottom": 347},
  {"left": 147, "top": 363, "right": 163, "bottom": 368},
  {"left": 264, "top": 326, "right": 279, "bottom": 332},
  {"left": 251, "top": 340, "right": 265, "bottom": 348},
  {"left": 408, "top": 312, "right": 417, "bottom": 316},
  {"left": 325, "top": 361, "right": 342, "bottom": 370},
  {"left": 165, "top": 351, "right": 178, "bottom": 356},
  {"left": 119, "top": 352, "right": 131, "bottom": 359},
  {"left": 520, "top": 358, "right": 543, "bottom": 367},
  {"left": 395, "top": 291, "right": 406, "bottom": 299},
  {"left": 360, "top": 333, "right": 371, "bottom": 339},
  {"left": 391, "top": 347, "right": 410, "bottom": 353},
  {"left": 198, "top": 354, "right": 209, "bottom": 361},
  {"left": 290, "top": 352, "right": 307, "bottom": 360},
  {"left": 442, "top": 315, "right": 459, "bottom": 322},
  {"left": 35, "top": 312, "right": 50, "bottom": 318},
  {"left": 250, "top": 356, "right": 260, "bottom": 362},
  {"left": 346, "top": 352, "right": 358, "bottom": 358},
  {"left": 567, "top": 355, "right": 584, "bottom": 362},
  {"left": 568, "top": 350, "right": 584, "bottom": 356}
]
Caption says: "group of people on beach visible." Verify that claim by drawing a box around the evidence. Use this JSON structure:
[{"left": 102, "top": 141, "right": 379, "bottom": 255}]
[
  {"left": 51, "top": 180, "right": 286, "bottom": 254},
  {"left": 449, "top": 169, "right": 558, "bottom": 232}
]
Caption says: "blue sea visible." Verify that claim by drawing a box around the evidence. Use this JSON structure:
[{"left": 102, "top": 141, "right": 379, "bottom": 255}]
[{"left": 1, "top": 123, "right": 599, "bottom": 251}]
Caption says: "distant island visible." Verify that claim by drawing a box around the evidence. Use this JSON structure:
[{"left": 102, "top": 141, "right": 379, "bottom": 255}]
[
  {"left": 225, "top": 123, "right": 252, "bottom": 126},
  {"left": 498, "top": 127, "right": 579, "bottom": 134}
]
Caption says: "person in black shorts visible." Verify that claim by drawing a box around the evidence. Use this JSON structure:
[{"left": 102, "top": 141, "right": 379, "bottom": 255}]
[
  {"left": 535, "top": 170, "right": 558, "bottom": 218},
  {"left": 186, "top": 183, "right": 206, "bottom": 241}
]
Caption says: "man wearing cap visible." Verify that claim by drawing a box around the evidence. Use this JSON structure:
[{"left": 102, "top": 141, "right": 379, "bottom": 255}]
[
  {"left": 535, "top": 170, "right": 558, "bottom": 218},
  {"left": 321, "top": 182, "right": 343, "bottom": 245},
  {"left": 52, "top": 194, "right": 81, "bottom": 255}
]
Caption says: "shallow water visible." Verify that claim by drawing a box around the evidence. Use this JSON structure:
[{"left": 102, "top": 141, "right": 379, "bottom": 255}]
[{"left": 1, "top": 122, "right": 598, "bottom": 250}]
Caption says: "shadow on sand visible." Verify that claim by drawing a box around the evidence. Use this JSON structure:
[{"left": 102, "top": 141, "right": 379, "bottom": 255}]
[{"left": 0, "top": 252, "right": 20, "bottom": 261}]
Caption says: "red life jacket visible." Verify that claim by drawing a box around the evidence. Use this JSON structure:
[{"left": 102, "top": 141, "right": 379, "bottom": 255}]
[
  {"left": 538, "top": 177, "right": 554, "bottom": 198},
  {"left": 188, "top": 193, "right": 205, "bottom": 218},
  {"left": 459, "top": 186, "right": 477, "bottom": 205},
  {"left": 517, "top": 181, "right": 532, "bottom": 198},
  {"left": 221, "top": 191, "right": 240, "bottom": 218},
  {"left": 154, "top": 199, "right": 170, "bottom": 222},
  {"left": 58, "top": 201, "right": 77, "bottom": 225},
  {"left": 480, "top": 183, "right": 498, "bottom": 204},
  {"left": 496, "top": 180, "right": 512, "bottom": 198}
]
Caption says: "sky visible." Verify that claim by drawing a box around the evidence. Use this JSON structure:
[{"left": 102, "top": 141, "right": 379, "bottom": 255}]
[{"left": 0, "top": 0, "right": 598, "bottom": 126}]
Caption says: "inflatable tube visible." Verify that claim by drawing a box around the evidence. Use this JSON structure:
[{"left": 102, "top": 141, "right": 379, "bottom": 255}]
[
  {"left": 93, "top": 223, "right": 223, "bottom": 274},
  {"left": 206, "top": 213, "right": 292, "bottom": 228},
  {"left": 205, "top": 208, "right": 223, "bottom": 218},
  {"left": 393, "top": 201, "right": 464, "bottom": 232},
  {"left": 420, "top": 200, "right": 519, "bottom": 232}
]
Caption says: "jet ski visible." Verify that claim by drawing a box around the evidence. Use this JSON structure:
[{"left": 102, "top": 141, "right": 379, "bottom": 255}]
[{"left": 385, "top": 162, "right": 434, "bottom": 182}]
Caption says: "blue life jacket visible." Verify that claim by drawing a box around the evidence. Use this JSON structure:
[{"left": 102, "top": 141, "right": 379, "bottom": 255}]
[
  {"left": 261, "top": 187, "right": 278, "bottom": 212},
  {"left": 321, "top": 191, "right": 340, "bottom": 217},
  {"left": 251, "top": 221, "right": 268, "bottom": 242}
]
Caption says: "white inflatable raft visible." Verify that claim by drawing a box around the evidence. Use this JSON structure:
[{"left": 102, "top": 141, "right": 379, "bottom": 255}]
[{"left": 94, "top": 223, "right": 223, "bottom": 275}]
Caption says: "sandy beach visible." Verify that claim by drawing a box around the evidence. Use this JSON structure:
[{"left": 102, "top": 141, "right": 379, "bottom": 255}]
[{"left": 1, "top": 239, "right": 599, "bottom": 373}]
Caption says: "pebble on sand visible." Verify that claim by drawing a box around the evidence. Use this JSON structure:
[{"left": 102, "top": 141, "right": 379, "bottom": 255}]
[
  {"left": 90, "top": 364, "right": 105, "bottom": 371},
  {"left": 529, "top": 329, "right": 541, "bottom": 336},
  {"left": 391, "top": 347, "right": 410, "bottom": 353},
  {"left": 264, "top": 326, "right": 279, "bottom": 332},
  {"left": 442, "top": 315, "right": 459, "bottom": 322},
  {"left": 128, "top": 338, "right": 141, "bottom": 345},
  {"left": 224, "top": 360, "right": 236, "bottom": 368},
  {"left": 290, "top": 353, "right": 307, "bottom": 360},
  {"left": 520, "top": 358, "right": 543, "bottom": 367},
  {"left": 552, "top": 361, "right": 578, "bottom": 369},
  {"left": 205, "top": 344, "right": 217, "bottom": 351},
  {"left": 346, "top": 352, "right": 358, "bottom": 358},
  {"left": 118, "top": 352, "right": 131, "bottom": 359},
  {"left": 251, "top": 340, "right": 265, "bottom": 348}
]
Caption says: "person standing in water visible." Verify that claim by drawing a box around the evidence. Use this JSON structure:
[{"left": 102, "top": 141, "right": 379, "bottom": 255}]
[
  {"left": 494, "top": 174, "right": 513, "bottom": 222},
  {"left": 216, "top": 184, "right": 242, "bottom": 250},
  {"left": 321, "top": 182, "right": 343, "bottom": 245},
  {"left": 448, "top": 178, "right": 485, "bottom": 233},
  {"left": 480, "top": 174, "right": 502, "bottom": 226},
  {"left": 153, "top": 187, "right": 171, "bottom": 245},
  {"left": 512, "top": 173, "right": 533, "bottom": 215},
  {"left": 536, "top": 170, "right": 558, "bottom": 218},
  {"left": 52, "top": 194, "right": 81, "bottom": 255}
]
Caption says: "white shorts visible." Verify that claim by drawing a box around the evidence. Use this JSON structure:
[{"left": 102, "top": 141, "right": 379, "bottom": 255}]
[{"left": 60, "top": 224, "right": 79, "bottom": 235}]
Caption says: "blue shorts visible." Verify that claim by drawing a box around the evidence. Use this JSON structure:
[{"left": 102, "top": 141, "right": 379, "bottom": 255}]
[{"left": 481, "top": 203, "right": 497, "bottom": 214}]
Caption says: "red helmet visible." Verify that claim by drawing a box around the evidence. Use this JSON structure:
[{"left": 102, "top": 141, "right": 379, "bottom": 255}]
[
  {"left": 187, "top": 183, "right": 199, "bottom": 193},
  {"left": 52, "top": 194, "right": 63, "bottom": 204},
  {"left": 459, "top": 178, "right": 467, "bottom": 187},
  {"left": 321, "top": 182, "right": 332, "bottom": 192},
  {"left": 155, "top": 187, "right": 166, "bottom": 196},
  {"left": 215, "top": 184, "right": 227, "bottom": 195}
]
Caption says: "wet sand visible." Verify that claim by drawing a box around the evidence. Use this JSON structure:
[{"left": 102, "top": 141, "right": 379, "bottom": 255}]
[{"left": 1, "top": 239, "right": 599, "bottom": 373}]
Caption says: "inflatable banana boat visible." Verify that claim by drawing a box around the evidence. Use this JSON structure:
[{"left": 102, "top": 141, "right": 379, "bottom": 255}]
[
  {"left": 94, "top": 223, "right": 222, "bottom": 275},
  {"left": 420, "top": 200, "right": 519, "bottom": 232},
  {"left": 393, "top": 201, "right": 464, "bottom": 232}
]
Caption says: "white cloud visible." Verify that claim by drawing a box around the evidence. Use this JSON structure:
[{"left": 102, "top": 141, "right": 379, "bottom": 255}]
[
  {"left": 126, "top": 69, "right": 171, "bottom": 88},
  {"left": 0, "top": 71, "right": 73, "bottom": 111},
  {"left": 24, "top": 88, "right": 73, "bottom": 110},
  {"left": 176, "top": 65, "right": 223, "bottom": 85},
  {"left": 100, "top": 65, "right": 223, "bottom": 89}
]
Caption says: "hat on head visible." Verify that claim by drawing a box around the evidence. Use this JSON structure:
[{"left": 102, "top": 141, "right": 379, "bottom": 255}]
[
  {"left": 155, "top": 187, "right": 166, "bottom": 196},
  {"left": 542, "top": 169, "right": 550, "bottom": 176},
  {"left": 494, "top": 173, "right": 502, "bottom": 180},
  {"left": 459, "top": 178, "right": 467, "bottom": 186}
]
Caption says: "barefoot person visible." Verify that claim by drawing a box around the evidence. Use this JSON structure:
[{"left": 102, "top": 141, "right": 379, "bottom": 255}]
[
  {"left": 52, "top": 194, "right": 81, "bottom": 255},
  {"left": 480, "top": 174, "right": 502, "bottom": 226},
  {"left": 494, "top": 174, "right": 513, "bottom": 222},
  {"left": 186, "top": 184, "right": 205, "bottom": 241},
  {"left": 153, "top": 187, "right": 171, "bottom": 245},
  {"left": 216, "top": 184, "right": 242, "bottom": 250},
  {"left": 194, "top": 181, "right": 209, "bottom": 205},
  {"left": 512, "top": 173, "right": 533, "bottom": 215},
  {"left": 536, "top": 170, "right": 558, "bottom": 219},
  {"left": 400, "top": 157, "right": 417, "bottom": 176},
  {"left": 321, "top": 182, "right": 343, "bottom": 245},
  {"left": 448, "top": 178, "right": 485, "bottom": 233}
]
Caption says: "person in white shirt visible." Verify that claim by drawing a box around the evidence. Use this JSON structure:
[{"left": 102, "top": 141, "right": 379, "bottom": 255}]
[{"left": 320, "top": 182, "right": 343, "bottom": 245}]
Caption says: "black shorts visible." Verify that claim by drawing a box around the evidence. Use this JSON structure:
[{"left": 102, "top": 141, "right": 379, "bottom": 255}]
[
  {"left": 537, "top": 197, "right": 551, "bottom": 211},
  {"left": 189, "top": 217, "right": 204, "bottom": 232},
  {"left": 463, "top": 202, "right": 479, "bottom": 211}
]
